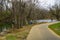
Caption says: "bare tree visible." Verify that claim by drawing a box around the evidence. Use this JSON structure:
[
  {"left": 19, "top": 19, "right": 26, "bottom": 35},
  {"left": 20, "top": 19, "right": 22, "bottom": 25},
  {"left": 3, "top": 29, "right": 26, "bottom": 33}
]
[{"left": 49, "top": 4, "right": 60, "bottom": 20}]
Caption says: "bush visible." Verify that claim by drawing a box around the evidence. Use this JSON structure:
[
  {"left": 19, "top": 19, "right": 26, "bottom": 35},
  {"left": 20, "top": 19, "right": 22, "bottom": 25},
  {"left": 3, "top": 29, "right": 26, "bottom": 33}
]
[{"left": 0, "top": 22, "right": 12, "bottom": 32}]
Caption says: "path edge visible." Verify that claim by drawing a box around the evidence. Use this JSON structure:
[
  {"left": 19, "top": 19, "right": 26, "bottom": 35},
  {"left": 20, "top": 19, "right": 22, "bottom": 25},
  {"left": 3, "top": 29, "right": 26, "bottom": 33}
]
[{"left": 48, "top": 28, "right": 60, "bottom": 38}]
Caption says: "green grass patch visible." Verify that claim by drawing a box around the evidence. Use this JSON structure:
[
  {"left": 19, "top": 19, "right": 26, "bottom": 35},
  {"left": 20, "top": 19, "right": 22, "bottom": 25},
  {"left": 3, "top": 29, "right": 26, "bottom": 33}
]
[
  {"left": 6, "top": 35, "right": 17, "bottom": 40},
  {"left": 49, "top": 22, "right": 60, "bottom": 35}
]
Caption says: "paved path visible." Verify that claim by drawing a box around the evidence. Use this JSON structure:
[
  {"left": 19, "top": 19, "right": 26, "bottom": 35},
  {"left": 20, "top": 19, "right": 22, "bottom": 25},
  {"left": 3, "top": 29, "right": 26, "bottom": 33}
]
[{"left": 26, "top": 22, "right": 60, "bottom": 40}]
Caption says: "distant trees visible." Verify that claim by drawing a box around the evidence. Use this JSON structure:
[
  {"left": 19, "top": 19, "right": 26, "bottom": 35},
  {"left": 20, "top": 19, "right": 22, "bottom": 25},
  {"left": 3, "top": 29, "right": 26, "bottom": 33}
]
[
  {"left": 0, "top": 0, "right": 11, "bottom": 21},
  {"left": 0, "top": 0, "right": 4, "bottom": 12},
  {"left": 49, "top": 4, "right": 60, "bottom": 20}
]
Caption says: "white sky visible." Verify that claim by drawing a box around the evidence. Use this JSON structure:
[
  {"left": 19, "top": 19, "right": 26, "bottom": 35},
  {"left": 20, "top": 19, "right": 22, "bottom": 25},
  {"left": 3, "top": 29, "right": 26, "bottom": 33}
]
[
  {"left": 7, "top": 0, "right": 59, "bottom": 9},
  {"left": 38, "top": 0, "right": 55, "bottom": 9}
]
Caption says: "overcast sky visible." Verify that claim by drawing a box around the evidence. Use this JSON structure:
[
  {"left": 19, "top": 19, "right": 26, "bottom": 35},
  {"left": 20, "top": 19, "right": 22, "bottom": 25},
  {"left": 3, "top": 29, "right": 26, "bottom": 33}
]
[
  {"left": 3, "top": 0, "right": 60, "bottom": 10},
  {"left": 37, "top": 0, "right": 55, "bottom": 9}
]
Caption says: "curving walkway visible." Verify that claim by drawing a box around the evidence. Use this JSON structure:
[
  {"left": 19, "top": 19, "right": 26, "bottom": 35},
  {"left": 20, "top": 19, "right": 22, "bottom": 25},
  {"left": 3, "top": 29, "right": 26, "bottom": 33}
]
[{"left": 26, "top": 22, "right": 60, "bottom": 40}]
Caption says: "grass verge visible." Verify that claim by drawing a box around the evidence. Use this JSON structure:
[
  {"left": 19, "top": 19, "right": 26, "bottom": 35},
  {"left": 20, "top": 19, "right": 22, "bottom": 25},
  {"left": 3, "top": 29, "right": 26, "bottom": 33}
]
[
  {"left": 5, "top": 24, "right": 34, "bottom": 40},
  {"left": 49, "top": 22, "right": 60, "bottom": 36}
]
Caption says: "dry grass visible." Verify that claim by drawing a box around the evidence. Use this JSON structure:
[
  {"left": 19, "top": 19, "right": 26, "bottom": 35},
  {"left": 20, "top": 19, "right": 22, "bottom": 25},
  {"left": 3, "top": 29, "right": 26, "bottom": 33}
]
[{"left": 0, "top": 24, "right": 33, "bottom": 40}]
